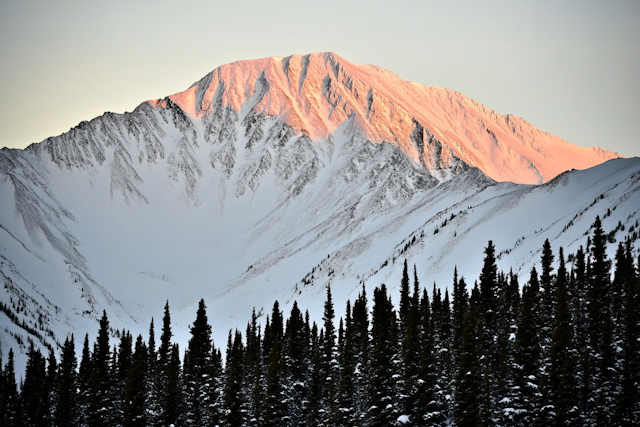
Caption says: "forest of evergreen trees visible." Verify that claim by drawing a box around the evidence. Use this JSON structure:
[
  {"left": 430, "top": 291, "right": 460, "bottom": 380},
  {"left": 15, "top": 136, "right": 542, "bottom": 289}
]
[{"left": 1, "top": 215, "right": 639, "bottom": 426}]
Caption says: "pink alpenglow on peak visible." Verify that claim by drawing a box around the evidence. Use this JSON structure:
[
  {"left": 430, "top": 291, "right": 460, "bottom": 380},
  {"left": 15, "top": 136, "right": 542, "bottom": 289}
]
[{"left": 158, "top": 52, "right": 619, "bottom": 184}]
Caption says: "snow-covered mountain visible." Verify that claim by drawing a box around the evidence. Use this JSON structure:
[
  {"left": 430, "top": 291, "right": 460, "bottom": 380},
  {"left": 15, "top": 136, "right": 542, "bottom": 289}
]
[{"left": 0, "top": 52, "right": 636, "bottom": 373}]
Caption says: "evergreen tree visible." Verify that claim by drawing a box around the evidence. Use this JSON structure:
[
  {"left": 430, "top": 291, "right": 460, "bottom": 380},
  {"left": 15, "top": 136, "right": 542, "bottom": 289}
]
[
  {"left": 21, "top": 342, "right": 47, "bottom": 426},
  {"left": 78, "top": 332, "right": 92, "bottom": 425},
  {"left": 618, "top": 239, "right": 640, "bottom": 424},
  {"left": 244, "top": 308, "right": 263, "bottom": 427},
  {"left": 263, "top": 302, "right": 285, "bottom": 427},
  {"left": 589, "top": 216, "right": 616, "bottom": 425},
  {"left": 224, "top": 329, "right": 245, "bottom": 427},
  {"left": 455, "top": 284, "right": 483, "bottom": 427},
  {"left": 351, "top": 284, "right": 370, "bottom": 423},
  {"left": 306, "top": 322, "right": 322, "bottom": 427},
  {"left": 56, "top": 335, "right": 79, "bottom": 427},
  {"left": 157, "top": 300, "right": 177, "bottom": 426},
  {"left": 549, "top": 247, "right": 578, "bottom": 426},
  {"left": 285, "top": 301, "right": 309, "bottom": 426},
  {"left": 399, "top": 259, "right": 411, "bottom": 339},
  {"left": 184, "top": 299, "right": 215, "bottom": 426},
  {"left": 165, "top": 343, "right": 184, "bottom": 426},
  {"left": 368, "top": 284, "right": 398, "bottom": 426},
  {"left": 88, "top": 310, "right": 115, "bottom": 427},
  {"left": 321, "top": 285, "right": 338, "bottom": 424},
  {"left": 512, "top": 269, "right": 541, "bottom": 426},
  {"left": 123, "top": 335, "right": 148, "bottom": 427},
  {"left": 337, "top": 300, "right": 356, "bottom": 426},
  {"left": 2, "top": 349, "right": 20, "bottom": 427}
]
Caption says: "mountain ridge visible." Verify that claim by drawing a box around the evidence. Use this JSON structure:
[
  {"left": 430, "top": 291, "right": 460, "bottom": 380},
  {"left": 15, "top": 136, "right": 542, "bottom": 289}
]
[{"left": 0, "top": 53, "right": 636, "bottom": 374}]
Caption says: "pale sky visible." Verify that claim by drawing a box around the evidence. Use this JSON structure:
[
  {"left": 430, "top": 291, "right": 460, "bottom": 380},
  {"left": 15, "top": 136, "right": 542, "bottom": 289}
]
[{"left": 1, "top": 0, "right": 638, "bottom": 157}]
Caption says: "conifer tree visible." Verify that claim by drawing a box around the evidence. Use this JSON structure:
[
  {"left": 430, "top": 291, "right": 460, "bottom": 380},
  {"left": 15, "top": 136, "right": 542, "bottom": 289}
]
[
  {"left": 22, "top": 342, "right": 47, "bottom": 426},
  {"left": 368, "top": 284, "right": 398, "bottom": 426},
  {"left": 618, "top": 239, "right": 640, "bottom": 424},
  {"left": 157, "top": 300, "right": 174, "bottom": 426},
  {"left": 224, "top": 329, "right": 245, "bottom": 427},
  {"left": 56, "top": 335, "right": 79, "bottom": 427},
  {"left": 321, "top": 285, "right": 338, "bottom": 424},
  {"left": 549, "top": 247, "right": 578, "bottom": 426},
  {"left": 123, "top": 334, "right": 148, "bottom": 427},
  {"left": 244, "top": 308, "right": 263, "bottom": 427},
  {"left": 513, "top": 269, "right": 541, "bottom": 426},
  {"left": 184, "top": 299, "right": 214, "bottom": 426},
  {"left": 400, "top": 266, "right": 421, "bottom": 417},
  {"left": 1, "top": 349, "right": 19, "bottom": 427},
  {"left": 263, "top": 302, "right": 285, "bottom": 427},
  {"left": 589, "top": 216, "right": 616, "bottom": 424},
  {"left": 455, "top": 284, "right": 483, "bottom": 427},
  {"left": 88, "top": 310, "right": 115, "bottom": 427},
  {"left": 337, "top": 300, "right": 356, "bottom": 426},
  {"left": 351, "top": 284, "right": 370, "bottom": 422},
  {"left": 285, "top": 301, "right": 309, "bottom": 426},
  {"left": 306, "top": 322, "right": 322, "bottom": 427},
  {"left": 165, "top": 343, "right": 184, "bottom": 426},
  {"left": 399, "top": 259, "right": 411, "bottom": 338}
]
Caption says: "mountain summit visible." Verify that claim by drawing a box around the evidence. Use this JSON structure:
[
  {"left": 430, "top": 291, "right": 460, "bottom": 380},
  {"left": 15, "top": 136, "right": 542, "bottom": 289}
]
[{"left": 163, "top": 52, "right": 619, "bottom": 184}]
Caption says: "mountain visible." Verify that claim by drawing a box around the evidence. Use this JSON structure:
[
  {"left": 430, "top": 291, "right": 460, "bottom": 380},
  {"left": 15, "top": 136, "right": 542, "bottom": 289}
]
[{"left": 0, "top": 52, "right": 636, "bottom": 372}]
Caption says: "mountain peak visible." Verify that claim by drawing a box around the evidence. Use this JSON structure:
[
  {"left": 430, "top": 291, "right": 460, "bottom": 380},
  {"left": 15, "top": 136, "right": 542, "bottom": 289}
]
[{"left": 157, "top": 52, "right": 619, "bottom": 184}]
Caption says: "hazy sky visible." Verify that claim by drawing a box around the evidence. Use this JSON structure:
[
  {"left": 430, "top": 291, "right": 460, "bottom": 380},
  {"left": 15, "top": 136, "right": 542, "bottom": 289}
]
[{"left": 1, "top": 0, "right": 638, "bottom": 157}]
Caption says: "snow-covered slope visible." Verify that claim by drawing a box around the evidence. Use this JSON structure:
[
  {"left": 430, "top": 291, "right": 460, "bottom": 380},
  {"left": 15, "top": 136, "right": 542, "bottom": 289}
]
[{"left": 0, "top": 52, "right": 634, "bottom": 373}]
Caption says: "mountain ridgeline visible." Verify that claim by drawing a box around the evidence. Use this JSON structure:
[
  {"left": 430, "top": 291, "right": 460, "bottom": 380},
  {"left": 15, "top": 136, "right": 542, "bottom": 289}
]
[
  {"left": 2, "top": 221, "right": 639, "bottom": 426},
  {"left": 0, "top": 52, "right": 638, "bottom": 379}
]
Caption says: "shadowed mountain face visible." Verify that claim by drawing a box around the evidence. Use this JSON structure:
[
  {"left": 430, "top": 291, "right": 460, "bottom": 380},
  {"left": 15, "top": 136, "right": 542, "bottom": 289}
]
[{"left": 0, "top": 52, "right": 634, "bottom": 372}]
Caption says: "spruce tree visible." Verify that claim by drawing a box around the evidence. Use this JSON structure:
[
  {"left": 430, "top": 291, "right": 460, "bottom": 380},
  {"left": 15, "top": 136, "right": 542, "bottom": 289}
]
[
  {"left": 455, "top": 284, "right": 483, "bottom": 427},
  {"left": 263, "top": 302, "right": 285, "bottom": 427},
  {"left": 399, "top": 259, "right": 411, "bottom": 339},
  {"left": 368, "top": 284, "right": 398, "bottom": 426},
  {"left": 184, "top": 299, "right": 214, "bottom": 426},
  {"left": 321, "top": 285, "right": 338, "bottom": 424},
  {"left": 88, "top": 310, "right": 115, "bottom": 427},
  {"left": 56, "top": 335, "right": 79, "bottom": 427},
  {"left": 285, "top": 301, "right": 309, "bottom": 426},
  {"left": 224, "top": 329, "right": 245, "bottom": 427},
  {"left": 21, "top": 342, "right": 47, "bottom": 426},
  {"left": 618, "top": 239, "right": 640, "bottom": 424},
  {"left": 2, "top": 349, "right": 20, "bottom": 427},
  {"left": 589, "top": 216, "right": 616, "bottom": 425},
  {"left": 123, "top": 335, "right": 148, "bottom": 427},
  {"left": 549, "top": 247, "right": 578, "bottom": 426},
  {"left": 513, "top": 269, "right": 542, "bottom": 427}
]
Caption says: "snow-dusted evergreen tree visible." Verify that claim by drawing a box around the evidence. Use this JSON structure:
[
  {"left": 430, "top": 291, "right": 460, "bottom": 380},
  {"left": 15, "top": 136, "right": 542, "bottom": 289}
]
[
  {"left": 284, "top": 301, "right": 309, "bottom": 426},
  {"left": 549, "top": 247, "right": 579, "bottom": 426},
  {"left": 351, "top": 284, "right": 370, "bottom": 424},
  {"left": 123, "top": 334, "right": 148, "bottom": 427},
  {"left": 224, "top": 329, "right": 246, "bottom": 426},
  {"left": 1, "top": 349, "right": 20, "bottom": 427},
  {"left": 88, "top": 310, "right": 116, "bottom": 427},
  {"left": 617, "top": 239, "right": 640, "bottom": 424},
  {"left": 321, "top": 285, "right": 338, "bottom": 425},
  {"left": 184, "top": 299, "right": 217, "bottom": 426},
  {"left": 336, "top": 300, "right": 356, "bottom": 426},
  {"left": 56, "top": 334, "right": 80, "bottom": 426},
  {"left": 263, "top": 301, "right": 285, "bottom": 427},
  {"left": 455, "top": 284, "right": 483, "bottom": 427},
  {"left": 368, "top": 284, "right": 398, "bottom": 426},
  {"left": 512, "top": 268, "right": 542, "bottom": 426}
]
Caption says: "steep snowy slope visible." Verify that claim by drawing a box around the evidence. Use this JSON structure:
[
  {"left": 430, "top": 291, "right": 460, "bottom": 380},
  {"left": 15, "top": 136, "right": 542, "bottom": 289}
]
[{"left": 0, "top": 53, "right": 633, "bottom": 373}]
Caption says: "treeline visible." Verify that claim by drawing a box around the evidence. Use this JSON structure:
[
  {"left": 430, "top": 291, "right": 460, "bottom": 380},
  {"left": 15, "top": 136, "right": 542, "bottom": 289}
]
[{"left": 1, "top": 215, "right": 639, "bottom": 426}]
